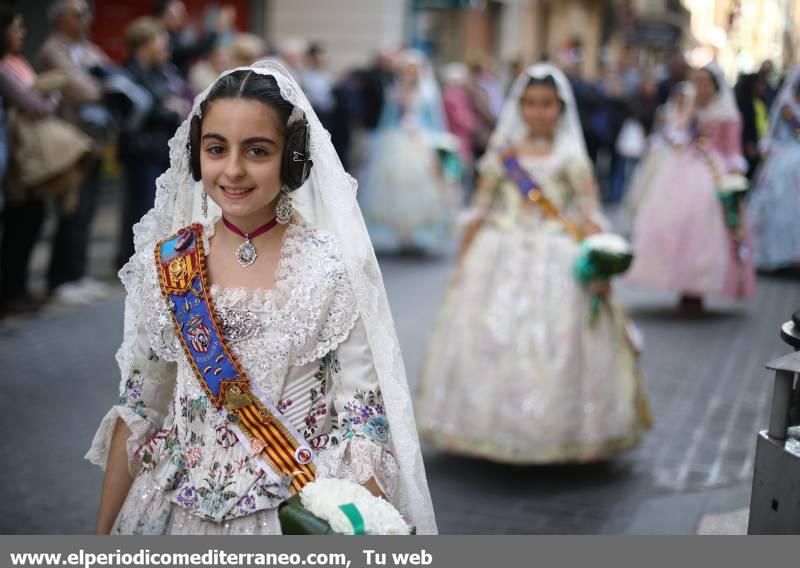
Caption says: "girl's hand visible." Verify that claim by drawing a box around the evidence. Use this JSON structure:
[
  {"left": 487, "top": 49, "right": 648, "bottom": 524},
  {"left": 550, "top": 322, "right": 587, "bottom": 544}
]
[
  {"left": 588, "top": 280, "right": 611, "bottom": 299},
  {"left": 580, "top": 220, "right": 603, "bottom": 237},
  {"left": 362, "top": 477, "right": 387, "bottom": 500}
]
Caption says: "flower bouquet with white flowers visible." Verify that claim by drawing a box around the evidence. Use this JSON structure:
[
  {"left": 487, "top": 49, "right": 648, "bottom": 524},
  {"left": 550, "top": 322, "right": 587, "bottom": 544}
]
[
  {"left": 715, "top": 173, "right": 749, "bottom": 231},
  {"left": 573, "top": 233, "right": 634, "bottom": 324},
  {"left": 279, "top": 478, "right": 412, "bottom": 535}
]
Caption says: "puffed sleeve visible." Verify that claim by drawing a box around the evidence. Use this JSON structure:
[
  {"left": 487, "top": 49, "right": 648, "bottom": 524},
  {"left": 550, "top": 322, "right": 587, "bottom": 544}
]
[
  {"left": 315, "top": 317, "right": 399, "bottom": 499},
  {"left": 564, "top": 155, "right": 610, "bottom": 232},
  {"left": 85, "top": 256, "right": 178, "bottom": 477}
]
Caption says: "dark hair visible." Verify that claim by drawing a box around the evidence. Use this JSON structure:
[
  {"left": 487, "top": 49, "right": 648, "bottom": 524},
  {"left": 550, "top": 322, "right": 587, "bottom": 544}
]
[
  {"left": 188, "top": 70, "right": 313, "bottom": 190},
  {"left": 699, "top": 67, "right": 720, "bottom": 92},
  {"left": 0, "top": 7, "right": 19, "bottom": 58},
  {"left": 307, "top": 42, "right": 323, "bottom": 58},
  {"left": 521, "top": 75, "right": 564, "bottom": 109}
]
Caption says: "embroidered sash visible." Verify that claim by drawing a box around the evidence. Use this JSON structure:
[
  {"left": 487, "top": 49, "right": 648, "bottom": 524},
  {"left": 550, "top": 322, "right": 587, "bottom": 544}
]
[
  {"left": 155, "top": 224, "right": 316, "bottom": 496},
  {"left": 500, "top": 149, "right": 583, "bottom": 240}
]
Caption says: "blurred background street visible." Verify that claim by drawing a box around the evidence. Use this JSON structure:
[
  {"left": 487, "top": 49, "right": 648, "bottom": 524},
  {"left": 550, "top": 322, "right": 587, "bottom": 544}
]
[{"left": 1, "top": 0, "right": 800, "bottom": 534}]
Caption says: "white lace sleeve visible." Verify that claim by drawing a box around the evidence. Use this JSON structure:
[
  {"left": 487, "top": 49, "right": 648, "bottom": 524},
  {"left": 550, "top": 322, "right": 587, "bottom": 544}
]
[
  {"left": 85, "top": 251, "right": 178, "bottom": 477},
  {"left": 316, "top": 317, "right": 399, "bottom": 500}
]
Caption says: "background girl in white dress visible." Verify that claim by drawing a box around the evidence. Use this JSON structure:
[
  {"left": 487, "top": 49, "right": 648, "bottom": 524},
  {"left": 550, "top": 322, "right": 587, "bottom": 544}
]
[{"left": 415, "top": 64, "right": 651, "bottom": 465}]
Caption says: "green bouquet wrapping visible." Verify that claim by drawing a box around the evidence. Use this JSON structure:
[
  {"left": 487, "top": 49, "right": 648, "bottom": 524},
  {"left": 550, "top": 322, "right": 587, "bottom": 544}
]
[
  {"left": 715, "top": 174, "right": 749, "bottom": 231},
  {"left": 278, "top": 495, "right": 337, "bottom": 535},
  {"left": 429, "top": 132, "right": 464, "bottom": 183},
  {"left": 277, "top": 479, "right": 413, "bottom": 535},
  {"left": 573, "top": 233, "right": 634, "bottom": 324}
]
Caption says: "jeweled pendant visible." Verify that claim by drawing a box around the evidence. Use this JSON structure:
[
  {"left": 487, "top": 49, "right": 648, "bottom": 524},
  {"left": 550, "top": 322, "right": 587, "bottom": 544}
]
[{"left": 235, "top": 239, "right": 257, "bottom": 267}]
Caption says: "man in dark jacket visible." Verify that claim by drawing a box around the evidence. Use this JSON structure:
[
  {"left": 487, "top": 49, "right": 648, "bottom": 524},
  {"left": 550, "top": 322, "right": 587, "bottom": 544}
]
[
  {"left": 117, "top": 16, "right": 190, "bottom": 268},
  {"left": 153, "top": 0, "right": 235, "bottom": 78}
]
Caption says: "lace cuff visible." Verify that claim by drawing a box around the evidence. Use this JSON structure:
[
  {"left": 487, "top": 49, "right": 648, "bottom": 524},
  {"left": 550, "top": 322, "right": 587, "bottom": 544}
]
[
  {"left": 316, "top": 437, "right": 400, "bottom": 499},
  {"left": 84, "top": 405, "right": 158, "bottom": 478}
]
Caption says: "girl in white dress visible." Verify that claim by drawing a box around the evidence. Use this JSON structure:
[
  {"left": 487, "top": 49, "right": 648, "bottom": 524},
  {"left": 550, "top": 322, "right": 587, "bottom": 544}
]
[
  {"left": 416, "top": 64, "right": 651, "bottom": 464},
  {"left": 87, "top": 60, "right": 436, "bottom": 534}
]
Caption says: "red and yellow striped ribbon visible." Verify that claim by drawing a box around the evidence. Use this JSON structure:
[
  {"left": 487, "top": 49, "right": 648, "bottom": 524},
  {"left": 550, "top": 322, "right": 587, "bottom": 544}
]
[{"left": 234, "top": 404, "right": 316, "bottom": 494}]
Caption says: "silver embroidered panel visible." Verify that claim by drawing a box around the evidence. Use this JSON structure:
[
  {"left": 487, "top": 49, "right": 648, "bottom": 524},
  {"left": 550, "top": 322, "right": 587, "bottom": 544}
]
[{"left": 217, "top": 307, "right": 263, "bottom": 344}]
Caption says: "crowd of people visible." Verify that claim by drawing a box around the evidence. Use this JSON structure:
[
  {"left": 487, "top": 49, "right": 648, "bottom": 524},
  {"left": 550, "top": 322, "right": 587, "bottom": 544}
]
[{"left": 0, "top": 0, "right": 257, "bottom": 316}]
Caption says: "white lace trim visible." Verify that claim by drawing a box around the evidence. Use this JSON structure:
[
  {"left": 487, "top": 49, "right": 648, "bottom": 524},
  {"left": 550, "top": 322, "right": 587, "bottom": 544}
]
[
  {"left": 317, "top": 437, "right": 401, "bottom": 504},
  {"left": 132, "top": 222, "right": 359, "bottom": 402},
  {"left": 84, "top": 406, "right": 156, "bottom": 478}
]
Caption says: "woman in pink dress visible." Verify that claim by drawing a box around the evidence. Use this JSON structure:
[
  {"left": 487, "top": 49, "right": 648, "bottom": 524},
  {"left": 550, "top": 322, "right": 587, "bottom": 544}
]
[{"left": 627, "top": 65, "right": 756, "bottom": 312}]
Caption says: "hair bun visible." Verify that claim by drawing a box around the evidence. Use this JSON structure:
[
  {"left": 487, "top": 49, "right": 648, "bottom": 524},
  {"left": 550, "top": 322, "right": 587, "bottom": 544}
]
[{"left": 281, "top": 118, "right": 313, "bottom": 190}]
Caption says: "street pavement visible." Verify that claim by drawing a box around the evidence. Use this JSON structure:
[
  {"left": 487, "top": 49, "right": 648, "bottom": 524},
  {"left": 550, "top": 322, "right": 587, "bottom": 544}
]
[{"left": 1, "top": 192, "right": 798, "bottom": 534}]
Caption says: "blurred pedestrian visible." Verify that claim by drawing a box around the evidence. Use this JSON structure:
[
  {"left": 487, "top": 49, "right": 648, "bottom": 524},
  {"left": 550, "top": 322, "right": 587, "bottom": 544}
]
[
  {"left": 188, "top": 44, "right": 229, "bottom": 94},
  {"left": 758, "top": 60, "right": 779, "bottom": 109},
  {"left": 441, "top": 62, "right": 477, "bottom": 165},
  {"left": 657, "top": 50, "right": 689, "bottom": 106},
  {"left": 416, "top": 64, "right": 650, "bottom": 464},
  {"left": 302, "top": 42, "right": 335, "bottom": 130},
  {"left": 38, "top": 0, "right": 113, "bottom": 305},
  {"left": 227, "top": 33, "right": 267, "bottom": 68},
  {"left": 465, "top": 56, "right": 498, "bottom": 168},
  {"left": 735, "top": 72, "right": 769, "bottom": 179},
  {"left": 627, "top": 65, "right": 756, "bottom": 312},
  {"left": 358, "top": 49, "right": 395, "bottom": 134},
  {"left": 0, "top": 7, "right": 92, "bottom": 315},
  {"left": 440, "top": 62, "right": 477, "bottom": 200},
  {"left": 276, "top": 37, "right": 306, "bottom": 82},
  {"left": 154, "top": 0, "right": 235, "bottom": 78},
  {"left": 116, "top": 16, "right": 190, "bottom": 268},
  {"left": 746, "top": 68, "right": 800, "bottom": 270}
]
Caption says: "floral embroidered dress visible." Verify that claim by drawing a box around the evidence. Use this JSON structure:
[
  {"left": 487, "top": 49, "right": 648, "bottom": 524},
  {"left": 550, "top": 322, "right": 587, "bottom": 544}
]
[
  {"left": 86, "top": 221, "right": 399, "bottom": 534},
  {"left": 415, "top": 150, "right": 651, "bottom": 464}
]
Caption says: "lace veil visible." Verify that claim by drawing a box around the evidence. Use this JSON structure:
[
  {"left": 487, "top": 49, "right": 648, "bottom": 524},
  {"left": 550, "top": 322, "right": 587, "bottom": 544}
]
[
  {"left": 118, "top": 59, "right": 438, "bottom": 534},
  {"left": 487, "top": 62, "right": 589, "bottom": 162},
  {"left": 765, "top": 66, "right": 800, "bottom": 149}
]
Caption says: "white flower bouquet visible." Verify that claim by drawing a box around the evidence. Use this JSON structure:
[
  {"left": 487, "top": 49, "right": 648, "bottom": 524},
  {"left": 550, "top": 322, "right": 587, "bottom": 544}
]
[
  {"left": 715, "top": 173, "right": 749, "bottom": 231},
  {"left": 573, "top": 233, "right": 634, "bottom": 324},
  {"left": 279, "top": 478, "right": 412, "bottom": 535}
]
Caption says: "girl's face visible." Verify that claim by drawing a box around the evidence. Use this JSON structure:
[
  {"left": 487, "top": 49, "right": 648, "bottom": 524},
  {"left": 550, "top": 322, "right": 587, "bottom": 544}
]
[
  {"left": 399, "top": 62, "right": 419, "bottom": 86},
  {"left": 200, "top": 98, "right": 286, "bottom": 225},
  {"left": 6, "top": 16, "right": 25, "bottom": 56},
  {"left": 692, "top": 69, "right": 717, "bottom": 108},
  {"left": 520, "top": 83, "right": 562, "bottom": 139}
]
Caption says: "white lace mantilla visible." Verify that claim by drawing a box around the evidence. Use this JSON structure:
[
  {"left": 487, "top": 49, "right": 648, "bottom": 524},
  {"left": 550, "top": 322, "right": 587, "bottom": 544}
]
[{"left": 134, "top": 221, "right": 359, "bottom": 402}]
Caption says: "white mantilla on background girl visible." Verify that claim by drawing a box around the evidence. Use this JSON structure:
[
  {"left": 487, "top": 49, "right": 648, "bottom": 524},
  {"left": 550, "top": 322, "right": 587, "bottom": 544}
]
[
  {"left": 86, "top": 60, "right": 436, "bottom": 535},
  {"left": 626, "top": 65, "right": 756, "bottom": 311},
  {"left": 415, "top": 64, "right": 651, "bottom": 464},
  {"left": 746, "top": 67, "right": 800, "bottom": 270},
  {"left": 359, "top": 50, "right": 458, "bottom": 255}
]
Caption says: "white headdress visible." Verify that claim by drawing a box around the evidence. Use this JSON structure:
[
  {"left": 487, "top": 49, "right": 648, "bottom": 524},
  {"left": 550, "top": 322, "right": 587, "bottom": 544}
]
[
  {"left": 765, "top": 66, "right": 800, "bottom": 148},
  {"left": 122, "top": 59, "right": 437, "bottom": 534},
  {"left": 487, "top": 62, "right": 588, "bottom": 161},
  {"left": 694, "top": 63, "right": 741, "bottom": 123}
]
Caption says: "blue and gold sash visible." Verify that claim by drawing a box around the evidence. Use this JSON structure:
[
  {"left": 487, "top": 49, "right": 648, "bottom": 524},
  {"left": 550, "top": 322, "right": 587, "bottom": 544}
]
[
  {"left": 500, "top": 148, "right": 583, "bottom": 240},
  {"left": 155, "top": 224, "right": 316, "bottom": 496}
]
